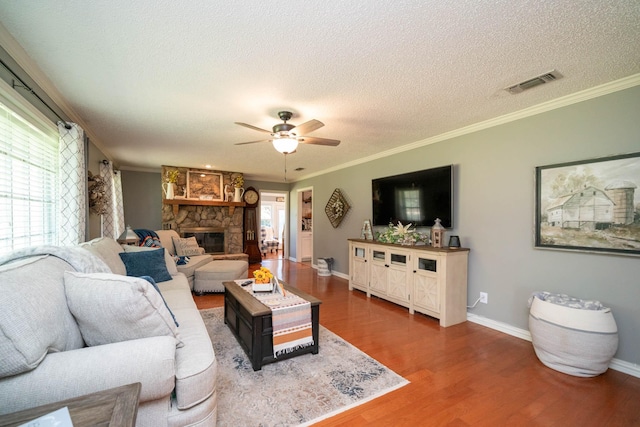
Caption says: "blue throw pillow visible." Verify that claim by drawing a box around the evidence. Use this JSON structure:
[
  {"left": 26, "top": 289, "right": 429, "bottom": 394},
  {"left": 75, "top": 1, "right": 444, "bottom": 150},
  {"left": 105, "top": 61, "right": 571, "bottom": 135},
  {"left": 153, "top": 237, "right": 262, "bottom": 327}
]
[
  {"left": 119, "top": 248, "right": 172, "bottom": 283},
  {"left": 139, "top": 275, "right": 179, "bottom": 327}
]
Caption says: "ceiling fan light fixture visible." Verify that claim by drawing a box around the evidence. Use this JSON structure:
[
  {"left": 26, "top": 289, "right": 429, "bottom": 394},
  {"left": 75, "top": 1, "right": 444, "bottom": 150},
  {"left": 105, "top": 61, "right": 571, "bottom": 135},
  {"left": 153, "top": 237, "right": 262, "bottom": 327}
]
[{"left": 272, "top": 137, "right": 298, "bottom": 154}]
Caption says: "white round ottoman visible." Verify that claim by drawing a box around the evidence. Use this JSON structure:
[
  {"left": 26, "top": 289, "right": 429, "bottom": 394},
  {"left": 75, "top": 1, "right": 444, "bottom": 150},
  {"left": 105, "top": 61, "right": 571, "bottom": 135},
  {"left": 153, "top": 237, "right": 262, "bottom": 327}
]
[
  {"left": 528, "top": 292, "right": 618, "bottom": 377},
  {"left": 194, "top": 260, "right": 248, "bottom": 295}
]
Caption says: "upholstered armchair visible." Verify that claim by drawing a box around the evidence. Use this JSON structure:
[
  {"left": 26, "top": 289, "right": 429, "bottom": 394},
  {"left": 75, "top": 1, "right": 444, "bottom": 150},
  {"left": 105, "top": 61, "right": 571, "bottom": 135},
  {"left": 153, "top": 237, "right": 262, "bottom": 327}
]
[{"left": 260, "top": 226, "right": 280, "bottom": 256}]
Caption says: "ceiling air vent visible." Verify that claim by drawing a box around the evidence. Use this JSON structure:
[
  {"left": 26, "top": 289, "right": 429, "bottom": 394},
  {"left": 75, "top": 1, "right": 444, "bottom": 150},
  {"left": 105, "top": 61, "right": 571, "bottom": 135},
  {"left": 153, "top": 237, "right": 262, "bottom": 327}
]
[{"left": 505, "top": 70, "right": 563, "bottom": 94}]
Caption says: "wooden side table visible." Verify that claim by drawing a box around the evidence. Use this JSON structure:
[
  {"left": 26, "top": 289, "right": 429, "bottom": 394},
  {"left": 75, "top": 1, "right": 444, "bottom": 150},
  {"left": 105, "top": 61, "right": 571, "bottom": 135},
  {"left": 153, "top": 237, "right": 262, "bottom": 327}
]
[{"left": 0, "top": 383, "right": 141, "bottom": 427}]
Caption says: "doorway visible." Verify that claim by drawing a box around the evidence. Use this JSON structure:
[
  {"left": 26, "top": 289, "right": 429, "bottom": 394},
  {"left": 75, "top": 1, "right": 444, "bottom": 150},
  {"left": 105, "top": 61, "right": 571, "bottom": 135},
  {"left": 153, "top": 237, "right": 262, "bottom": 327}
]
[
  {"left": 259, "top": 190, "right": 288, "bottom": 260},
  {"left": 296, "top": 187, "right": 313, "bottom": 263}
]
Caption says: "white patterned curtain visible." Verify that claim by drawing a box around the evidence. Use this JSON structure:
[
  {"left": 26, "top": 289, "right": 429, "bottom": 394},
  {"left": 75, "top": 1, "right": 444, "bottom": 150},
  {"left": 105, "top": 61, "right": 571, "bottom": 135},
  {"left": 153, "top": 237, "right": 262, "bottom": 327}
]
[
  {"left": 57, "top": 122, "right": 86, "bottom": 245},
  {"left": 100, "top": 161, "right": 125, "bottom": 238}
]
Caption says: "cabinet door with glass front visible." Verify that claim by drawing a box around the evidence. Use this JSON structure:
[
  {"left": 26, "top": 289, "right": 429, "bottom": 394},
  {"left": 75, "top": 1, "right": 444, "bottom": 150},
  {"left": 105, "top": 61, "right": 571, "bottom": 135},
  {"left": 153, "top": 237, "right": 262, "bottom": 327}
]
[
  {"left": 386, "top": 249, "right": 411, "bottom": 305},
  {"left": 369, "top": 249, "right": 388, "bottom": 295},
  {"left": 412, "top": 255, "right": 440, "bottom": 316},
  {"left": 349, "top": 242, "right": 369, "bottom": 293}
]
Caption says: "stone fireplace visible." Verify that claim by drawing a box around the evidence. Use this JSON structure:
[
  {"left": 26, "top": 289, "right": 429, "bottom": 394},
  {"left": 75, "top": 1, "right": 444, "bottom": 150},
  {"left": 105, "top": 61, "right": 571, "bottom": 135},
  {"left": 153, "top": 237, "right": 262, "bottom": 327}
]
[
  {"left": 162, "top": 204, "right": 243, "bottom": 254},
  {"left": 161, "top": 166, "right": 245, "bottom": 255}
]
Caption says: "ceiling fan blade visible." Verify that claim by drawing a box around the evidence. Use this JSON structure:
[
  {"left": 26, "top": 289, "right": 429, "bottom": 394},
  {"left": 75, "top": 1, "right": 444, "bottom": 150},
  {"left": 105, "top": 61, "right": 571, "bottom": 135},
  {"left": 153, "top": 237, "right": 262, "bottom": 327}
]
[
  {"left": 234, "top": 139, "right": 272, "bottom": 145},
  {"left": 294, "top": 119, "right": 324, "bottom": 136},
  {"left": 234, "top": 122, "right": 272, "bottom": 133},
  {"left": 298, "top": 136, "right": 340, "bottom": 146}
]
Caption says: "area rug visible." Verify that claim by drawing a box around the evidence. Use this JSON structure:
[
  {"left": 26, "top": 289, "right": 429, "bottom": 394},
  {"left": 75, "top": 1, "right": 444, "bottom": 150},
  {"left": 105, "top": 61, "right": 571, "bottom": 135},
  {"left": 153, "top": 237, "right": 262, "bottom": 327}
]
[{"left": 200, "top": 308, "right": 409, "bottom": 426}]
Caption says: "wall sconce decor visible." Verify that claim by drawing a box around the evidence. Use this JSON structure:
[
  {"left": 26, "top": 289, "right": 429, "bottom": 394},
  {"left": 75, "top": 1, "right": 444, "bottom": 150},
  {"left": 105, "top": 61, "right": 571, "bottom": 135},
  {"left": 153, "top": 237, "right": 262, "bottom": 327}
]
[{"left": 325, "top": 188, "right": 350, "bottom": 228}]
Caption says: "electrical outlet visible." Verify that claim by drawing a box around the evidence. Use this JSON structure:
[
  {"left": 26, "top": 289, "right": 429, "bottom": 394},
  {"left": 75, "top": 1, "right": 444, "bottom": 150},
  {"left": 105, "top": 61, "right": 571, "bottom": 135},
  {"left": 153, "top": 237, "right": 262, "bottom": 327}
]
[{"left": 480, "top": 292, "right": 488, "bottom": 304}]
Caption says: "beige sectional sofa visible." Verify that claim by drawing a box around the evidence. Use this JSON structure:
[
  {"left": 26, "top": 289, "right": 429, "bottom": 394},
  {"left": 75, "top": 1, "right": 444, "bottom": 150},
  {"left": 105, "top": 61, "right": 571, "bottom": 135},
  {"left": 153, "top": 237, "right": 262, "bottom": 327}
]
[
  {"left": 0, "top": 237, "right": 217, "bottom": 426},
  {"left": 155, "top": 229, "right": 213, "bottom": 288}
]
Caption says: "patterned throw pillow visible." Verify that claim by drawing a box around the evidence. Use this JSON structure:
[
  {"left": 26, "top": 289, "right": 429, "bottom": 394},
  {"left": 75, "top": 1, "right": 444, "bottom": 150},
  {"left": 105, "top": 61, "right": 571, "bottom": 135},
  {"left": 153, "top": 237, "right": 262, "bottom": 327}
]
[{"left": 172, "top": 236, "right": 202, "bottom": 257}]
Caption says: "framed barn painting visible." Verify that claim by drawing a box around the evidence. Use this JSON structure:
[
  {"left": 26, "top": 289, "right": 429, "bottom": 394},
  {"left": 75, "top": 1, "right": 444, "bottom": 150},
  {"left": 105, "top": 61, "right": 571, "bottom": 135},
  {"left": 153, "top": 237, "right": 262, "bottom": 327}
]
[
  {"left": 187, "top": 171, "right": 223, "bottom": 201},
  {"left": 535, "top": 152, "right": 640, "bottom": 256}
]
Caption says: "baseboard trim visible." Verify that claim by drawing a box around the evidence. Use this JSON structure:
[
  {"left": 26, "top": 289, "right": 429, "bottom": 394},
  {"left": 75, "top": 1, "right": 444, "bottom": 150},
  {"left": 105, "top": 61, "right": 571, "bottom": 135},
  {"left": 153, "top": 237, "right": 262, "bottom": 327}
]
[
  {"left": 332, "top": 271, "right": 349, "bottom": 280},
  {"left": 310, "top": 263, "right": 349, "bottom": 280},
  {"left": 467, "top": 312, "right": 640, "bottom": 378}
]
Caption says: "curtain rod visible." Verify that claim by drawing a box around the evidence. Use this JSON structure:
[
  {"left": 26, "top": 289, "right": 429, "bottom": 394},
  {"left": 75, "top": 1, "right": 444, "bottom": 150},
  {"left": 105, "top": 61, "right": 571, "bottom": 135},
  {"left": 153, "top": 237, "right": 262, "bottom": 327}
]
[{"left": 0, "top": 57, "right": 71, "bottom": 129}]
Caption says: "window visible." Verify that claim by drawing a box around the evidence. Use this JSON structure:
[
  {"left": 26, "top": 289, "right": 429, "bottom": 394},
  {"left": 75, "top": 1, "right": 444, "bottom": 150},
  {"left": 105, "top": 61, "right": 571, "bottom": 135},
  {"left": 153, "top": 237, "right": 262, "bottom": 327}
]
[
  {"left": 0, "top": 97, "right": 59, "bottom": 255},
  {"left": 396, "top": 188, "right": 422, "bottom": 222},
  {"left": 261, "top": 205, "right": 273, "bottom": 228}
]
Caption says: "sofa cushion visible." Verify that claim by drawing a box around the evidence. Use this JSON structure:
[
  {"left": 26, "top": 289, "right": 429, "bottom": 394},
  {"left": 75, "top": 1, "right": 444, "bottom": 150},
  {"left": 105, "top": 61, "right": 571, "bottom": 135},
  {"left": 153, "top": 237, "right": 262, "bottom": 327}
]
[
  {"left": 140, "top": 276, "right": 179, "bottom": 327},
  {"left": 122, "top": 245, "right": 179, "bottom": 276},
  {"left": 171, "top": 308, "right": 217, "bottom": 409},
  {"left": 64, "top": 272, "right": 183, "bottom": 348},
  {"left": 0, "top": 256, "right": 84, "bottom": 377},
  {"left": 79, "top": 237, "right": 126, "bottom": 275},
  {"left": 119, "top": 249, "right": 173, "bottom": 283},
  {"left": 172, "top": 236, "right": 202, "bottom": 257},
  {"left": 176, "top": 255, "right": 213, "bottom": 280},
  {"left": 155, "top": 229, "right": 180, "bottom": 256}
]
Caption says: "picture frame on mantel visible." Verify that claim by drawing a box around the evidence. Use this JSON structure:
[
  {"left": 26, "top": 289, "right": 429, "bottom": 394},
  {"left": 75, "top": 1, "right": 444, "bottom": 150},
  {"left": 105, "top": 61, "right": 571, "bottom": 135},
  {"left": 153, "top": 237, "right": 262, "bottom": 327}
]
[
  {"left": 535, "top": 151, "right": 640, "bottom": 257},
  {"left": 187, "top": 171, "right": 223, "bottom": 201}
]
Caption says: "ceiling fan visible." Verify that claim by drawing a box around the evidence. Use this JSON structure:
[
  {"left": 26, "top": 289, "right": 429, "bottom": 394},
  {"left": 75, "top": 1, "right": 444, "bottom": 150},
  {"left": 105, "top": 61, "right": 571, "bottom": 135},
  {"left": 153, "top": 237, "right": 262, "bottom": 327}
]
[{"left": 234, "top": 111, "right": 340, "bottom": 154}]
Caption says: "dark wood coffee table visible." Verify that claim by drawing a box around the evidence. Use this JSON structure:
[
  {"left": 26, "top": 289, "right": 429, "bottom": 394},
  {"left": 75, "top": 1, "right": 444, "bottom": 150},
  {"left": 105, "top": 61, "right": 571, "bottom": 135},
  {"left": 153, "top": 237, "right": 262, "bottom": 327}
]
[
  {"left": 223, "top": 280, "right": 321, "bottom": 371},
  {"left": 0, "top": 383, "right": 140, "bottom": 427}
]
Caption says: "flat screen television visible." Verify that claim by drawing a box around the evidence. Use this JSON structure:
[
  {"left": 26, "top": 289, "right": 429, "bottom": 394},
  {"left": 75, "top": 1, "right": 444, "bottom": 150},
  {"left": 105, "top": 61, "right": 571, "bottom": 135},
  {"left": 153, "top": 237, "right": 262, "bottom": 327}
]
[{"left": 372, "top": 165, "right": 453, "bottom": 228}]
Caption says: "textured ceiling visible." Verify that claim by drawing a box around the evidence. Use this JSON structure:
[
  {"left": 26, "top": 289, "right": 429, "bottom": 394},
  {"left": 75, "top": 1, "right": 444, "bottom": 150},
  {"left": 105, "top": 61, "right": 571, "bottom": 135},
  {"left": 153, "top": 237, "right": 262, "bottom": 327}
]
[{"left": 0, "top": 0, "right": 639, "bottom": 181}]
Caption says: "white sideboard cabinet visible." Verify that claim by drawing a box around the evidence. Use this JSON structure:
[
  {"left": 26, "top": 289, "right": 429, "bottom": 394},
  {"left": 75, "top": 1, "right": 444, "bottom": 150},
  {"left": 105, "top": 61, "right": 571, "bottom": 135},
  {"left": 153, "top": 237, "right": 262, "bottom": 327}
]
[{"left": 348, "top": 239, "right": 469, "bottom": 327}]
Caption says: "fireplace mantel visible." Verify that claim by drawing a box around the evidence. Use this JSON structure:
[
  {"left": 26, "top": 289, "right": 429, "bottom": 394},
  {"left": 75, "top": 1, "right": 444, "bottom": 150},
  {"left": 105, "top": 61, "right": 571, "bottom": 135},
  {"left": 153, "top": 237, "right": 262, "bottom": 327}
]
[{"left": 163, "top": 199, "right": 245, "bottom": 216}]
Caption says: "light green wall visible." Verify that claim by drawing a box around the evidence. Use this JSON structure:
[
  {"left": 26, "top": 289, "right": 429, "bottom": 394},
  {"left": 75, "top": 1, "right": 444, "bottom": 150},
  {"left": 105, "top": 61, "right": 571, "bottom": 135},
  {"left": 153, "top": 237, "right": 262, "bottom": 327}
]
[
  {"left": 121, "top": 170, "right": 162, "bottom": 230},
  {"left": 291, "top": 85, "right": 640, "bottom": 364}
]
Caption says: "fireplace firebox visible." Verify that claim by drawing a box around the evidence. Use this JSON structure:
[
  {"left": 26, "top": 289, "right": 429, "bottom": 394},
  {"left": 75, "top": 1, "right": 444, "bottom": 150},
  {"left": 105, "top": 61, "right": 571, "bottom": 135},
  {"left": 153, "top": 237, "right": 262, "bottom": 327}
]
[{"left": 180, "top": 227, "right": 225, "bottom": 254}]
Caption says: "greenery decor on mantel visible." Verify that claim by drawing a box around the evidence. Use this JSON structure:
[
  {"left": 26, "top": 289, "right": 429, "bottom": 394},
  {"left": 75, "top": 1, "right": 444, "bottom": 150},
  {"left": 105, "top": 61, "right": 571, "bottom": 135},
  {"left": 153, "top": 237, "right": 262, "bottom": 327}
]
[
  {"left": 232, "top": 174, "right": 244, "bottom": 188},
  {"left": 165, "top": 169, "right": 179, "bottom": 183},
  {"left": 376, "top": 221, "right": 430, "bottom": 246}
]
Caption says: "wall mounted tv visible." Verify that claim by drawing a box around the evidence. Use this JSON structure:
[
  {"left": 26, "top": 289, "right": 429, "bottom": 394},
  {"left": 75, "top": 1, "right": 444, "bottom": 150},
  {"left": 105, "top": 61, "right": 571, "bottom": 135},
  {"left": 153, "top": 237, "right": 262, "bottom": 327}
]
[{"left": 372, "top": 165, "right": 453, "bottom": 228}]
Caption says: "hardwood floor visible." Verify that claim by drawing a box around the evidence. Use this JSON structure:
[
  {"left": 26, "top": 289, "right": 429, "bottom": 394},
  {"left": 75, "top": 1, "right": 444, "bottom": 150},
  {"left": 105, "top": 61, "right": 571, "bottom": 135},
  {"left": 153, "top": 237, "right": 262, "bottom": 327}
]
[{"left": 193, "top": 259, "right": 640, "bottom": 426}]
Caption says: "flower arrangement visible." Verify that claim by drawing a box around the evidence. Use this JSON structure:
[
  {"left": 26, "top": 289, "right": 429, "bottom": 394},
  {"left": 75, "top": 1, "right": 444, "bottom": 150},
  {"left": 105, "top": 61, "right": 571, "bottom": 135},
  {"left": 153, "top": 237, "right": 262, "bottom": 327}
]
[
  {"left": 253, "top": 266, "right": 274, "bottom": 284},
  {"left": 165, "top": 169, "right": 179, "bottom": 183},
  {"left": 376, "top": 221, "right": 430, "bottom": 245},
  {"left": 232, "top": 175, "right": 244, "bottom": 188}
]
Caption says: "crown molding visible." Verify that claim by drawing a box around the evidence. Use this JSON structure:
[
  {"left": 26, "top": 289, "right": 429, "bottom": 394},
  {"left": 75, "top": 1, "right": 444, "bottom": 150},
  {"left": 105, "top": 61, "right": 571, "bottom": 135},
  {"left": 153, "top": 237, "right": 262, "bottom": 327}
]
[
  {"left": 0, "top": 22, "right": 112, "bottom": 160},
  {"left": 296, "top": 73, "right": 640, "bottom": 182}
]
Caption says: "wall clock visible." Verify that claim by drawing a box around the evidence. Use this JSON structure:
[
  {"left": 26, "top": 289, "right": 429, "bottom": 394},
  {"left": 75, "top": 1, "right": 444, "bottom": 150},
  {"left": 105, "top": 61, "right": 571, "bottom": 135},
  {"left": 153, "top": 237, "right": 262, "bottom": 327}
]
[
  {"left": 325, "top": 188, "right": 350, "bottom": 228},
  {"left": 243, "top": 186, "right": 262, "bottom": 263}
]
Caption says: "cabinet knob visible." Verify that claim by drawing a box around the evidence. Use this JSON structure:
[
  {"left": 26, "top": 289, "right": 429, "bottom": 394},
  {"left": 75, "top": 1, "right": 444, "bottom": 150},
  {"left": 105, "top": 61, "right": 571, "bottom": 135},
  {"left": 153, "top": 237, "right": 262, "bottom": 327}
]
[{"left": 385, "top": 264, "right": 389, "bottom": 268}]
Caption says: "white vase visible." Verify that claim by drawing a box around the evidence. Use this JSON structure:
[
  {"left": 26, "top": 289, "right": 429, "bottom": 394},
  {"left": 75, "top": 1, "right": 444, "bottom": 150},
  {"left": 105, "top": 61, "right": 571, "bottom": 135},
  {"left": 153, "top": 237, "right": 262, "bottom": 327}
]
[
  {"left": 163, "top": 182, "right": 175, "bottom": 200},
  {"left": 233, "top": 187, "right": 244, "bottom": 202}
]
